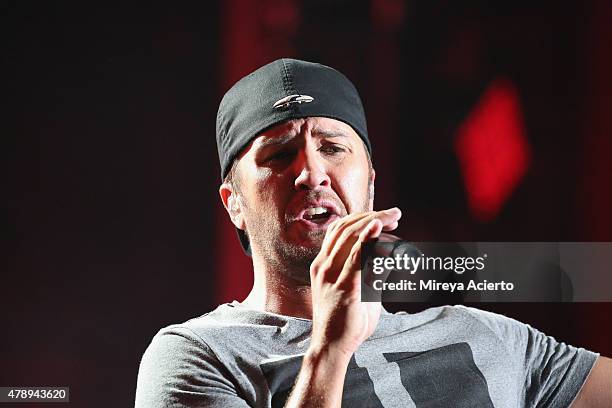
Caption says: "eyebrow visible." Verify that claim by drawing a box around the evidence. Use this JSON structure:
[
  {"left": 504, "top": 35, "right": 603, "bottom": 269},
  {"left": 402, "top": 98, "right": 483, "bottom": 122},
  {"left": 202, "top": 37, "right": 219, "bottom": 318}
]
[
  {"left": 255, "top": 134, "right": 296, "bottom": 149},
  {"left": 312, "top": 129, "right": 349, "bottom": 139},
  {"left": 256, "top": 129, "right": 349, "bottom": 150}
]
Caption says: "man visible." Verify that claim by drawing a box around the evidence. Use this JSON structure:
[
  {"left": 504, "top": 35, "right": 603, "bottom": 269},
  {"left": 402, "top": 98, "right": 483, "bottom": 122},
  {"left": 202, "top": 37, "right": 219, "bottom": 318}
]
[{"left": 135, "top": 59, "right": 611, "bottom": 407}]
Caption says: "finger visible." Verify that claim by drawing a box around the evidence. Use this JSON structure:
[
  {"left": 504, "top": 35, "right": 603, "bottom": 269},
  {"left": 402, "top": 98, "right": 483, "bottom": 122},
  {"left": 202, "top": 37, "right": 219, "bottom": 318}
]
[
  {"left": 313, "top": 208, "right": 401, "bottom": 282},
  {"left": 327, "top": 208, "right": 401, "bottom": 263},
  {"left": 373, "top": 207, "right": 401, "bottom": 230},
  {"left": 327, "top": 208, "right": 400, "bottom": 250},
  {"left": 312, "top": 212, "right": 374, "bottom": 281},
  {"left": 382, "top": 220, "right": 399, "bottom": 231},
  {"left": 325, "top": 212, "right": 390, "bottom": 277},
  {"left": 337, "top": 218, "right": 383, "bottom": 286},
  {"left": 319, "top": 212, "right": 374, "bottom": 257},
  {"left": 359, "top": 219, "right": 388, "bottom": 291}
]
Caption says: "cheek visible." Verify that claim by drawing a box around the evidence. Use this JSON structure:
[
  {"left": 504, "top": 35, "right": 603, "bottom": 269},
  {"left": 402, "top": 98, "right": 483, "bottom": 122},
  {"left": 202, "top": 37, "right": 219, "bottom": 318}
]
[
  {"left": 245, "top": 167, "right": 290, "bottom": 212},
  {"left": 253, "top": 167, "right": 274, "bottom": 189},
  {"left": 334, "top": 164, "right": 371, "bottom": 212}
]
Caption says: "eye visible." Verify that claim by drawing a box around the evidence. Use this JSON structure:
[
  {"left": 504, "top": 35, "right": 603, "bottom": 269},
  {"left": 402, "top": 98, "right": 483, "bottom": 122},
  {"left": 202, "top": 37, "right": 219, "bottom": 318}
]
[
  {"left": 266, "top": 150, "right": 294, "bottom": 162},
  {"left": 319, "top": 144, "right": 347, "bottom": 155}
]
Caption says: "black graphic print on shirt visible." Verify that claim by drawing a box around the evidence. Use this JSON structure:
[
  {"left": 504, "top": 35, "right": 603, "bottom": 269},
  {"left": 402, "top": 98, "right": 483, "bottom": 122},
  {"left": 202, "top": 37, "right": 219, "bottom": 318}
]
[{"left": 260, "top": 342, "right": 493, "bottom": 408}]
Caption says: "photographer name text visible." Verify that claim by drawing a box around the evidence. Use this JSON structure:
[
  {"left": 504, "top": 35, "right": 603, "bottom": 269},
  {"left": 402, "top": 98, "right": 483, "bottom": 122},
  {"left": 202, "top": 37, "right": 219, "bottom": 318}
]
[{"left": 372, "top": 279, "right": 515, "bottom": 292}]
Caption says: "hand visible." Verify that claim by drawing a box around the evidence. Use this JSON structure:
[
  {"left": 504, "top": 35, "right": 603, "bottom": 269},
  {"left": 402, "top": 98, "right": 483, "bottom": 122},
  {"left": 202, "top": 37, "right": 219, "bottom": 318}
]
[{"left": 308, "top": 208, "right": 402, "bottom": 359}]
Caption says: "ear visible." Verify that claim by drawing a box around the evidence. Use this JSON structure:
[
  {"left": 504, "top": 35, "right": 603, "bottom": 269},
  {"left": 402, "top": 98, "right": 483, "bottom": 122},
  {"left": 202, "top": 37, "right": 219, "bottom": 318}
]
[
  {"left": 219, "top": 182, "right": 246, "bottom": 230},
  {"left": 368, "top": 168, "right": 376, "bottom": 211}
]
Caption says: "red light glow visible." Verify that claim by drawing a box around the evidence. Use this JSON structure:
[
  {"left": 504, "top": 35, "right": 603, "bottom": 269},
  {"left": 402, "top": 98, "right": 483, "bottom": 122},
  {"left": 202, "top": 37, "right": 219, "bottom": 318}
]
[{"left": 454, "top": 78, "right": 531, "bottom": 222}]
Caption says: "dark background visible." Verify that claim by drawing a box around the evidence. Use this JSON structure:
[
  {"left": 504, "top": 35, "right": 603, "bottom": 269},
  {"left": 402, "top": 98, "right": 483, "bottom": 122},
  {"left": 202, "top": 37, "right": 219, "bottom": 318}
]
[{"left": 4, "top": 1, "right": 612, "bottom": 407}]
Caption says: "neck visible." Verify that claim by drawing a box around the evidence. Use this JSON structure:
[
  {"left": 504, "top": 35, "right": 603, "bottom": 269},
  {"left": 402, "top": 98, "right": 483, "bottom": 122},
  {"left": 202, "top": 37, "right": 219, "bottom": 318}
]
[{"left": 241, "top": 252, "right": 313, "bottom": 319}]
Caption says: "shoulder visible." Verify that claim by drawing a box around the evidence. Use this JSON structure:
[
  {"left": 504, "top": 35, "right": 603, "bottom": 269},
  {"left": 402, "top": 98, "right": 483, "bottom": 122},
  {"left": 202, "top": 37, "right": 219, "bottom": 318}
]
[
  {"left": 138, "top": 322, "right": 222, "bottom": 382},
  {"left": 441, "top": 305, "right": 531, "bottom": 341},
  {"left": 382, "top": 304, "right": 526, "bottom": 329},
  {"left": 135, "top": 305, "right": 248, "bottom": 392},
  {"left": 139, "top": 301, "right": 287, "bottom": 366},
  {"left": 381, "top": 305, "right": 532, "bottom": 347},
  {"left": 135, "top": 307, "right": 254, "bottom": 407},
  {"left": 139, "top": 304, "right": 240, "bottom": 369}
]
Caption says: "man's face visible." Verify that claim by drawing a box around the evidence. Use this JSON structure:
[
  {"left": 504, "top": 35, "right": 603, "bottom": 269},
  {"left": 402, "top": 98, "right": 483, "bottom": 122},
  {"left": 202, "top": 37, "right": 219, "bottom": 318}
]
[{"left": 222, "top": 117, "right": 374, "bottom": 283}]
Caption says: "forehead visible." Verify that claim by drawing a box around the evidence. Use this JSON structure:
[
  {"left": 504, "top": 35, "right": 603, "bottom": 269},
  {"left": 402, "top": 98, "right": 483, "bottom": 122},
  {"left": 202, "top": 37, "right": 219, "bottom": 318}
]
[{"left": 252, "top": 117, "right": 361, "bottom": 148}]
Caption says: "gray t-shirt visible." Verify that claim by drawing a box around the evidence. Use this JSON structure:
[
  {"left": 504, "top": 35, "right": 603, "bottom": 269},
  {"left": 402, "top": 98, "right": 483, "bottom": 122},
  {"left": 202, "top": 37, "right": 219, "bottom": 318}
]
[{"left": 135, "top": 303, "right": 598, "bottom": 407}]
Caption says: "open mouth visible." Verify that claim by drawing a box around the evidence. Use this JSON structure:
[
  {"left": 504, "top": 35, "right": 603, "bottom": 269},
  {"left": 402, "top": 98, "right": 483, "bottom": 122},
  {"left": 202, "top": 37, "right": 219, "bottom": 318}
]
[
  {"left": 302, "top": 206, "right": 333, "bottom": 223},
  {"left": 294, "top": 203, "right": 341, "bottom": 228}
]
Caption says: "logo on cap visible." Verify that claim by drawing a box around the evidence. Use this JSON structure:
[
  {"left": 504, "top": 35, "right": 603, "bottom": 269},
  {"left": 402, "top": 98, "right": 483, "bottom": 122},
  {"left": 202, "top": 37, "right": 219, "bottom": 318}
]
[{"left": 272, "top": 94, "right": 314, "bottom": 110}]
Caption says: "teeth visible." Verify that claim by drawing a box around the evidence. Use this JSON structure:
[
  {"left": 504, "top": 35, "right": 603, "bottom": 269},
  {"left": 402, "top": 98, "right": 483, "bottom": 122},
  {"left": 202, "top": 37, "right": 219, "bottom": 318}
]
[{"left": 305, "top": 206, "right": 328, "bottom": 216}]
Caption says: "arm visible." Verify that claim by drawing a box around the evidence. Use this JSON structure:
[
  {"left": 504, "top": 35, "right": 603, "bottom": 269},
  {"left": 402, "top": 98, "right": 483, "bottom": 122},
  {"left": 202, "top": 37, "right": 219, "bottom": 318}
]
[
  {"left": 135, "top": 328, "right": 250, "bottom": 408},
  {"left": 284, "top": 208, "right": 402, "bottom": 408},
  {"left": 285, "top": 345, "right": 353, "bottom": 408},
  {"left": 571, "top": 356, "right": 612, "bottom": 408}
]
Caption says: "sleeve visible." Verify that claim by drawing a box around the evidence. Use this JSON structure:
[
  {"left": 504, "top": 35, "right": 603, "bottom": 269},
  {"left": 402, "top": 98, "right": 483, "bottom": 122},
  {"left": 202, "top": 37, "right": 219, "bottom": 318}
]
[
  {"left": 521, "top": 323, "right": 599, "bottom": 408},
  {"left": 134, "top": 326, "right": 251, "bottom": 408},
  {"left": 460, "top": 306, "right": 599, "bottom": 408}
]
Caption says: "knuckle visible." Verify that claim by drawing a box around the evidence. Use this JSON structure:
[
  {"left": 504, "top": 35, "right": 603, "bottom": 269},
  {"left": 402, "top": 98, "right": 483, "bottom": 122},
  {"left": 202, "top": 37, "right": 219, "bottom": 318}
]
[
  {"left": 332, "top": 212, "right": 365, "bottom": 232},
  {"left": 313, "top": 259, "right": 332, "bottom": 277},
  {"left": 334, "top": 276, "right": 357, "bottom": 293},
  {"left": 332, "top": 215, "right": 349, "bottom": 229},
  {"left": 333, "top": 219, "right": 349, "bottom": 235},
  {"left": 328, "top": 218, "right": 340, "bottom": 231},
  {"left": 310, "top": 261, "right": 320, "bottom": 276},
  {"left": 321, "top": 259, "right": 334, "bottom": 272},
  {"left": 339, "top": 223, "right": 360, "bottom": 242},
  {"left": 310, "top": 256, "right": 329, "bottom": 274}
]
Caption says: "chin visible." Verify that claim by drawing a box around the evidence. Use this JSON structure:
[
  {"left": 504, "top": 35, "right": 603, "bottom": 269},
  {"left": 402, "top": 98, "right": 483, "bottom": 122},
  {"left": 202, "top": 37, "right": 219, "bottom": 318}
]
[
  {"left": 281, "top": 241, "right": 321, "bottom": 261},
  {"left": 272, "top": 240, "right": 320, "bottom": 283},
  {"left": 287, "top": 229, "right": 326, "bottom": 249}
]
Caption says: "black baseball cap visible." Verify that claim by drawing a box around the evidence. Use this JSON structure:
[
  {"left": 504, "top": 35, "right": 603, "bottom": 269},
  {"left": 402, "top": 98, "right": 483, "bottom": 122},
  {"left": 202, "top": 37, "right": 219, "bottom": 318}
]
[{"left": 216, "top": 58, "right": 371, "bottom": 256}]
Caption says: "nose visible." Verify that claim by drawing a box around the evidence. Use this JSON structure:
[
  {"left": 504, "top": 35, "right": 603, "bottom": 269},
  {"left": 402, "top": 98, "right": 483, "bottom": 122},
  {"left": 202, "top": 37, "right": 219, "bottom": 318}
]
[{"left": 293, "top": 148, "right": 331, "bottom": 190}]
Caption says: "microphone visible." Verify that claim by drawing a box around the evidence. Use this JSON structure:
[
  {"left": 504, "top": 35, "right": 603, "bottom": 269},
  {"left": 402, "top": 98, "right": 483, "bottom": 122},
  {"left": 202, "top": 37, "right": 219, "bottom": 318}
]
[
  {"left": 364, "top": 234, "right": 478, "bottom": 303},
  {"left": 361, "top": 232, "right": 425, "bottom": 301},
  {"left": 372, "top": 233, "right": 423, "bottom": 259}
]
